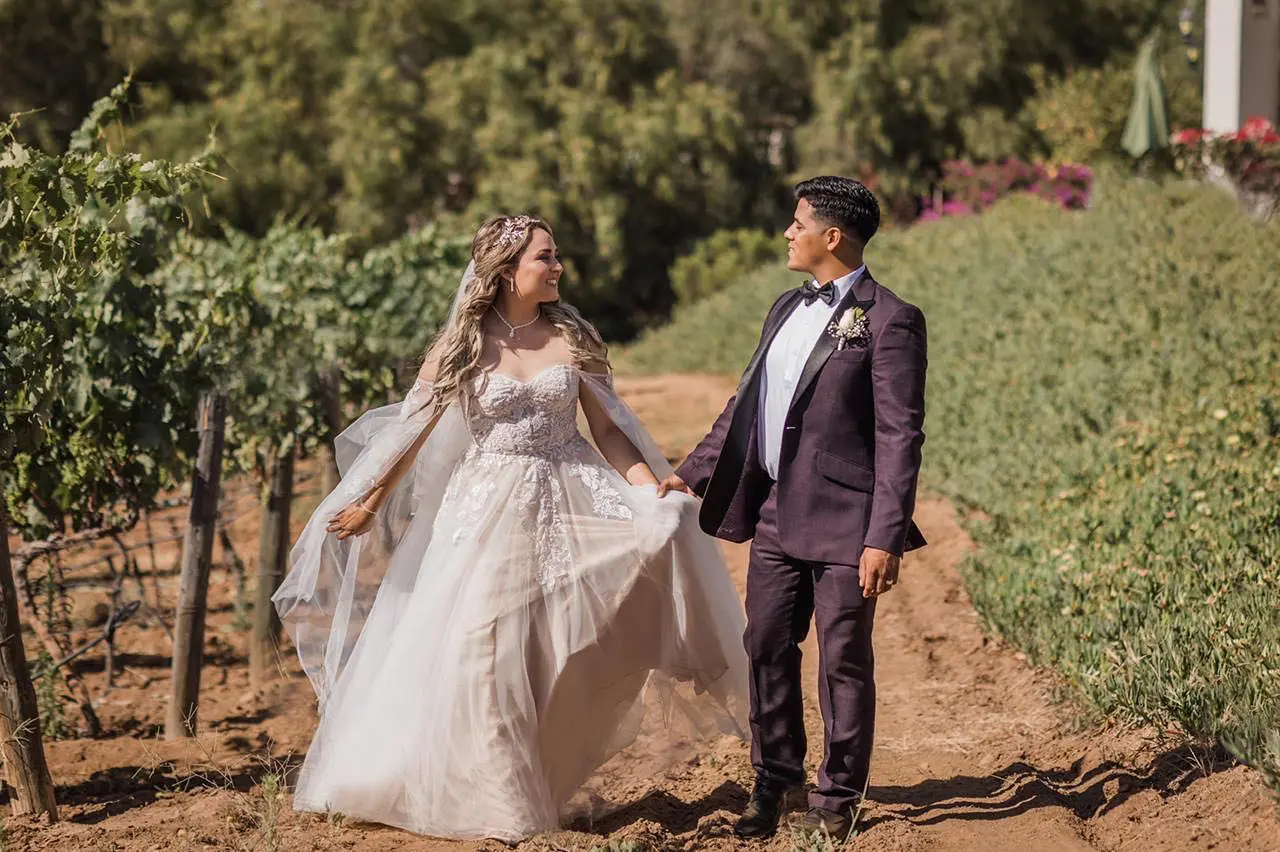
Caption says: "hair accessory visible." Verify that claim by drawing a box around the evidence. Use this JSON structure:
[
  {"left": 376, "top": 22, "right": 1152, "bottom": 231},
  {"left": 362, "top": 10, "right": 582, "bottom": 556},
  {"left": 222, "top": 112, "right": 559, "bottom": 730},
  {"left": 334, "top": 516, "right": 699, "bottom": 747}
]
[{"left": 497, "top": 215, "right": 534, "bottom": 248}]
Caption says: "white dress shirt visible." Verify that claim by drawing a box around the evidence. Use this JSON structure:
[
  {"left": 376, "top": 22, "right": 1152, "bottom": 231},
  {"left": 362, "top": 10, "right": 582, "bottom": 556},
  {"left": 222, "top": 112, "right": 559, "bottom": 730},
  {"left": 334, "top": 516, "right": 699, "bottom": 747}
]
[{"left": 757, "top": 266, "right": 864, "bottom": 479}]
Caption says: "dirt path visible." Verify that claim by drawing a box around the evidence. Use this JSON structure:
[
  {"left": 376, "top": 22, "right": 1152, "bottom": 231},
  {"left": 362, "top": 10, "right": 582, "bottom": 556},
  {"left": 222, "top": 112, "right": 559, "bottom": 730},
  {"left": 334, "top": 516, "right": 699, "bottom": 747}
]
[{"left": 7, "top": 374, "right": 1278, "bottom": 852}]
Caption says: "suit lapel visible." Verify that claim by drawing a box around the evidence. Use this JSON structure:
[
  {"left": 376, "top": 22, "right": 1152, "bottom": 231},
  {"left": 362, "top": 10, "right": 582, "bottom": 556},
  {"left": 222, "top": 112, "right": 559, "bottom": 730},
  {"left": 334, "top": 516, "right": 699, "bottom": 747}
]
[
  {"left": 738, "top": 287, "right": 805, "bottom": 394},
  {"left": 788, "top": 269, "right": 876, "bottom": 415},
  {"left": 703, "top": 286, "right": 806, "bottom": 512},
  {"left": 714, "top": 287, "right": 805, "bottom": 474}
]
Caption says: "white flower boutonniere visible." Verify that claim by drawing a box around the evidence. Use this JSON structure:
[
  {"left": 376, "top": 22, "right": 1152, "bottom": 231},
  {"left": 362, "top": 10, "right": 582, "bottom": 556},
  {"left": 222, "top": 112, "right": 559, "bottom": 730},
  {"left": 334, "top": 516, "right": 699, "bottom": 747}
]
[{"left": 828, "top": 305, "right": 870, "bottom": 350}]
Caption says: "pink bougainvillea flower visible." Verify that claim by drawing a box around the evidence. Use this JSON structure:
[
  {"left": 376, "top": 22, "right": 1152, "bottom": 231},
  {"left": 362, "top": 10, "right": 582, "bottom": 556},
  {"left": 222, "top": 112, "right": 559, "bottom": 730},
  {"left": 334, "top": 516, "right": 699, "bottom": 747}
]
[{"left": 1241, "top": 116, "right": 1276, "bottom": 140}]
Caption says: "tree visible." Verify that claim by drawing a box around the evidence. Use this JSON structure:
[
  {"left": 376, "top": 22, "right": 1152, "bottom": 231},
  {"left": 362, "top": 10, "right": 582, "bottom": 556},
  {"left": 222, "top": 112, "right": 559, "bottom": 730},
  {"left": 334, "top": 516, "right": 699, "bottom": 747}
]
[
  {"left": 796, "top": 0, "right": 1195, "bottom": 208},
  {"left": 422, "top": 0, "right": 779, "bottom": 336},
  {"left": 5, "top": 0, "right": 1194, "bottom": 339},
  {"left": 104, "top": 0, "right": 351, "bottom": 236},
  {"left": 149, "top": 234, "right": 255, "bottom": 737},
  {"left": 1, "top": 78, "right": 208, "bottom": 818},
  {"left": 225, "top": 226, "right": 350, "bottom": 684},
  {"left": 92, "top": 0, "right": 792, "bottom": 334},
  {"left": 0, "top": 0, "right": 122, "bottom": 151},
  {"left": 3, "top": 86, "right": 217, "bottom": 540},
  {"left": 327, "top": 0, "right": 475, "bottom": 242}
]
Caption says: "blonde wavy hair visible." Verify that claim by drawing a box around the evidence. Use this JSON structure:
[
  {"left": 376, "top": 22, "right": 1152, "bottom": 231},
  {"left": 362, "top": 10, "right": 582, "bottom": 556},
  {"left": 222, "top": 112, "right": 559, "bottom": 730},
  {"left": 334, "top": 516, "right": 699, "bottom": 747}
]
[{"left": 423, "top": 215, "right": 609, "bottom": 417}]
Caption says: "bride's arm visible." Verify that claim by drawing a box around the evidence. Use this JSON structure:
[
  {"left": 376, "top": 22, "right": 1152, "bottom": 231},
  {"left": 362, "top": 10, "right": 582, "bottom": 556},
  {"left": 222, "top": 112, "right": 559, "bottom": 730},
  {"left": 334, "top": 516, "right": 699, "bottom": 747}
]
[
  {"left": 578, "top": 364, "right": 660, "bottom": 488},
  {"left": 327, "top": 361, "right": 444, "bottom": 539}
]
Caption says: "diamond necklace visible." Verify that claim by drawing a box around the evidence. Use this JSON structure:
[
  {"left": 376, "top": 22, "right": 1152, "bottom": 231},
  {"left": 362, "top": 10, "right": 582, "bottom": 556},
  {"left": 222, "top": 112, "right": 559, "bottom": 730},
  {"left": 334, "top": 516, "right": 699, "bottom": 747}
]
[{"left": 493, "top": 306, "right": 539, "bottom": 338}]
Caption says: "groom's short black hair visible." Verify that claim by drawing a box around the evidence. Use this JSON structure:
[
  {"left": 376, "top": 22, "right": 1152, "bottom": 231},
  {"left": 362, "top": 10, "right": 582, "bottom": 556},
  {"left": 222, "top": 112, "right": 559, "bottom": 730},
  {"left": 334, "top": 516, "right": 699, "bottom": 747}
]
[{"left": 794, "top": 176, "right": 880, "bottom": 246}]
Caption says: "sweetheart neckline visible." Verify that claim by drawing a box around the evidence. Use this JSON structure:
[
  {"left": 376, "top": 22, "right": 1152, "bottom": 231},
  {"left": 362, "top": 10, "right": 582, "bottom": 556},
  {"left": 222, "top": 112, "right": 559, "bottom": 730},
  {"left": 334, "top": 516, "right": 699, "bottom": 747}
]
[{"left": 480, "top": 363, "right": 576, "bottom": 387}]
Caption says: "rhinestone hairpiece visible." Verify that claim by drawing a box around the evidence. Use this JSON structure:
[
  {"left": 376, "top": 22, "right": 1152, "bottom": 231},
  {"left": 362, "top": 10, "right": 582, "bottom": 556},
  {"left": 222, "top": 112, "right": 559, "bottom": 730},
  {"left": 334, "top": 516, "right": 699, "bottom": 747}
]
[{"left": 497, "top": 215, "right": 533, "bottom": 248}]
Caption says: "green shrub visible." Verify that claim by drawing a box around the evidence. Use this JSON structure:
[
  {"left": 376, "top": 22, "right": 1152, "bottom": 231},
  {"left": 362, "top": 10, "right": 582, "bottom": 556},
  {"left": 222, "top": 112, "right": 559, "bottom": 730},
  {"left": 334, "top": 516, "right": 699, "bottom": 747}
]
[
  {"left": 669, "top": 228, "right": 781, "bottom": 307},
  {"left": 619, "top": 179, "right": 1280, "bottom": 789},
  {"left": 1024, "top": 62, "right": 1135, "bottom": 165},
  {"left": 1023, "top": 47, "right": 1202, "bottom": 166}
]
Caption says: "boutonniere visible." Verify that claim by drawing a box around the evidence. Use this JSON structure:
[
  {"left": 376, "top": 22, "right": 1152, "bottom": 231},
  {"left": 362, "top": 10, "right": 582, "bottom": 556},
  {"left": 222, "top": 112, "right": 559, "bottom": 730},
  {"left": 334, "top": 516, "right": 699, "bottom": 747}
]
[{"left": 828, "top": 305, "right": 870, "bottom": 350}]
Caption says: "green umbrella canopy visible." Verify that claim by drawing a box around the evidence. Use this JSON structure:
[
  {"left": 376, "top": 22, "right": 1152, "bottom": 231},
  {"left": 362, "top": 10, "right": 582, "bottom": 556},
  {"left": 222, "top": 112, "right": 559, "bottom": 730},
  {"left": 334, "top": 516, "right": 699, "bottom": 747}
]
[{"left": 1122, "top": 36, "right": 1171, "bottom": 158}]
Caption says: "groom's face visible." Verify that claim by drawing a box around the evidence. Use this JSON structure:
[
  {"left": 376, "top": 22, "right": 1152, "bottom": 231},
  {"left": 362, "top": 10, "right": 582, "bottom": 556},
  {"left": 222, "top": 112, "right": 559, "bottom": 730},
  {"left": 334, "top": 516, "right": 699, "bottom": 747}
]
[{"left": 784, "top": 198, "right": 835, "bottom": 274}]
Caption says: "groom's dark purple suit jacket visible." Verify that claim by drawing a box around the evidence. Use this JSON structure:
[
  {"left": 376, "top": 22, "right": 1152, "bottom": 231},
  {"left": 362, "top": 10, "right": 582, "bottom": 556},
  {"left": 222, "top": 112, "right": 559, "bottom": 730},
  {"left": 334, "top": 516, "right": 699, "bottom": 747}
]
[{"left": 676, "top": 269, "right": 927, "bottom": 564}]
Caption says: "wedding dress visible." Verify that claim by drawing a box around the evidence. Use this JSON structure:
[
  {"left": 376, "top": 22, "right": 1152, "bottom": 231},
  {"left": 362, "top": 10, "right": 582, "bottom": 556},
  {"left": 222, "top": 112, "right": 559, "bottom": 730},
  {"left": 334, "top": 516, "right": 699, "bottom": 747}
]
[{"left": 273, "top": 363, "right": 749, "bottom": 841}]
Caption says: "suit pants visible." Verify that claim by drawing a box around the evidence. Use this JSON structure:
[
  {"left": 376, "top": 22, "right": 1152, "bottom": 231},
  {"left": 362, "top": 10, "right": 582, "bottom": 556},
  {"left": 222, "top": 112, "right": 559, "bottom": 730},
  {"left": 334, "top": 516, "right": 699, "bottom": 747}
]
[{"left": 745, "top": 483, "right": 877, "bottom": 813}]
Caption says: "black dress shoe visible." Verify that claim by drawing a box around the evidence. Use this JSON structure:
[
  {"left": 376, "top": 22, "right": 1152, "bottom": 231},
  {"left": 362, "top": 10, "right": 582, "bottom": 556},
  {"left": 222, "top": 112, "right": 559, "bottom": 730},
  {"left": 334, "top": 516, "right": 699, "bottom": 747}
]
[
  {"left": 791, "top": 806, "right": 855, "bottom": 840},
  {"left": 733, "top": 778, "right": 797, "bottom": 839}
]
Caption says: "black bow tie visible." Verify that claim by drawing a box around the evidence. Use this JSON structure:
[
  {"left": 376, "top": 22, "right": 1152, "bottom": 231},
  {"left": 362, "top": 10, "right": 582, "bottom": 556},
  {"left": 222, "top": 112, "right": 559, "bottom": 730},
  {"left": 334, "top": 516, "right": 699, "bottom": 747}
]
[{"left": 802, "top": 281, "right": 837, "bottom": 306}]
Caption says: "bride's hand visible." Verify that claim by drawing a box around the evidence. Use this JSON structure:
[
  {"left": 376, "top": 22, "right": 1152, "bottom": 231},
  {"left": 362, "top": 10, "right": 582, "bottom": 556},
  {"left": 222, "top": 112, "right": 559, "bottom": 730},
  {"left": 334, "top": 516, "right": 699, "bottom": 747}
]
[
  {"left": 327, "top": 502, "right": 377, "bottom": 540},
  {"left": 656, "top": 473, "right": 692, "bottom": 498}
]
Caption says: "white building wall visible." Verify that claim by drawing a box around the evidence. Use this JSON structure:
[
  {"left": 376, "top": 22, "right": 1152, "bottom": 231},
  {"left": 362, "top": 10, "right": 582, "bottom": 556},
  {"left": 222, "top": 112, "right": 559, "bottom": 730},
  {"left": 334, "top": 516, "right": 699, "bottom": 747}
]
[{"left": 1204, "top": 0, "right": 1280, "bottom": 132}]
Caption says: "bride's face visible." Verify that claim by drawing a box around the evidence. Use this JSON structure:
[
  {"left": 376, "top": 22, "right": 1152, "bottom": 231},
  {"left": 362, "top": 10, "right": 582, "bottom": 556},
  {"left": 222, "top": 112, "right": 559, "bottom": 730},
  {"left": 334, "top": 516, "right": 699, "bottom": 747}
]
[{"left": 509, "top": 228, "right": 563, "bottom": 304}]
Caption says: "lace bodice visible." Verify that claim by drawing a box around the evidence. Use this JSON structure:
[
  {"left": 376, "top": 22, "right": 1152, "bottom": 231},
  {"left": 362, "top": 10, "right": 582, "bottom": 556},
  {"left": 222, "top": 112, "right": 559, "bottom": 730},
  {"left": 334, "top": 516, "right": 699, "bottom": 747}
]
[
  {"left": 468, "top": 365, "right": 583, "bottom": 457},
  {"left": 429, "top": 363, "right": 636, "bottom": 591}
]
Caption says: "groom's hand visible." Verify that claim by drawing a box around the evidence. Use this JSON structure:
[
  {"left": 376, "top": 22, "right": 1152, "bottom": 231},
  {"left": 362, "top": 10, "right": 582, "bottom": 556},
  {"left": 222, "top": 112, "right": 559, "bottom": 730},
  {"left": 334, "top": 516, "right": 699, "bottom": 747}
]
[
  {"left": 859, "top": 547, "right": 901, "bottom": 598},
  {"left": 656, "top": 473, "right": 693, "bottom": 498}
]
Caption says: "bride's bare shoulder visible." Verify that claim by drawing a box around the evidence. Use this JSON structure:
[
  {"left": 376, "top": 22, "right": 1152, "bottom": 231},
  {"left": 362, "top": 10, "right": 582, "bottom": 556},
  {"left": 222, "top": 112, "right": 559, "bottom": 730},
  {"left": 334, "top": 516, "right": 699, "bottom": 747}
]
[{"left": 417, "top": 352, "right": 441, "bottom": 384}]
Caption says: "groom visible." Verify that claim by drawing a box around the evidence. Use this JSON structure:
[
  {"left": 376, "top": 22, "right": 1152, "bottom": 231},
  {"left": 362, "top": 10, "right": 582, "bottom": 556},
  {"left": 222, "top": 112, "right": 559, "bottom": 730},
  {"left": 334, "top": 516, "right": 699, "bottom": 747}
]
[{"left": 659, "top": 176, "right": 927, "bottom": 839}]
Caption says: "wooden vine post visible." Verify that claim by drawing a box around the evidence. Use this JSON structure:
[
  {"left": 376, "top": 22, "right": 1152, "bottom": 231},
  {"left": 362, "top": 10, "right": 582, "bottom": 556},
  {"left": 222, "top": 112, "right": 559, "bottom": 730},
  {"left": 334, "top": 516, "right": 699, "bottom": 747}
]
[
  {"left": 166, "top": 392, "right": 228, "bottom": 738},
  {"left": 250, "top": 429, "right": 296, "bottom": 685},
  {"left": 0, "top": 499, "right": 59, "bottom": 819},
  {"left": 318, "top": 363, "right": 343, "bottom": 497}
]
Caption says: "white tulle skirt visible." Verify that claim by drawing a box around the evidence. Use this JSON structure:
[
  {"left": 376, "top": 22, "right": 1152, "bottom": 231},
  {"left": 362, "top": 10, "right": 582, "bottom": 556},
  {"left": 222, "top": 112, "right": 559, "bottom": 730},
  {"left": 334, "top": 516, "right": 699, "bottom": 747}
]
[{"left": 288, "top": 437, "right": 748, "bottom": 841}]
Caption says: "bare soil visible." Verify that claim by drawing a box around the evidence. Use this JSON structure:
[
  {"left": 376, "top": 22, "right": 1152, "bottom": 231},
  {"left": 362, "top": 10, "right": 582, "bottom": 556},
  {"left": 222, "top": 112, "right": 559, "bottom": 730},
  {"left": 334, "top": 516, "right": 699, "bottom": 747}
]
[{"left": 5, "top": 373, "right": 1277, "bottom": 852}]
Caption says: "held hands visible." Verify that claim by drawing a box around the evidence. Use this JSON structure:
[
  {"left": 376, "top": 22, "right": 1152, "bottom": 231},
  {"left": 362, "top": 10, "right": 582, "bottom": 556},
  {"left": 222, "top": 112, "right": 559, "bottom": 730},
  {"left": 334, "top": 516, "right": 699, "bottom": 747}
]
[
  {"left": 655, "top": 473, "right": 693, "bottom": 498},
  {"left": 326, "top": 502, "right": 378, "bottom": 540},
  {"left": 859, "top": 547, "right": 901, "bottom": 598}
]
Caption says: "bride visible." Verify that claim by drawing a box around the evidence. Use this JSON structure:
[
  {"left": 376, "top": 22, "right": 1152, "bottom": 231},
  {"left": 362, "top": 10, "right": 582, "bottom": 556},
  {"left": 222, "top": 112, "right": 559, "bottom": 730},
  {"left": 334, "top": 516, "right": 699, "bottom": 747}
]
[{"left": 272, "top": 214, "right": 749, "bottom": 841}]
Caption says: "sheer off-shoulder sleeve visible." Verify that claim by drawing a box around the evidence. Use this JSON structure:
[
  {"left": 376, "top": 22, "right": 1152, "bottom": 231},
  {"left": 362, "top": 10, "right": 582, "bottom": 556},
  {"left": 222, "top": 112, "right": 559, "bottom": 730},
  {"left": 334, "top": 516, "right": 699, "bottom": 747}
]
[{"left": 273, "top": 378, "right": 469, "bottom": 703}]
